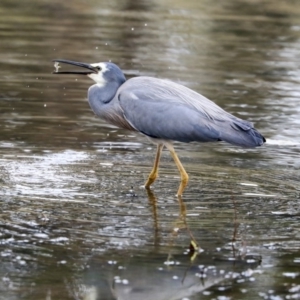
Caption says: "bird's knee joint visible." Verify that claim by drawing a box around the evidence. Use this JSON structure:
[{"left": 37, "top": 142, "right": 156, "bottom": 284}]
[
  {"left": 150, "top": 174, "right": 158, "bottom": 180},
  {"left": 181, "top": 175, "right": 189, "bottom": 184}
]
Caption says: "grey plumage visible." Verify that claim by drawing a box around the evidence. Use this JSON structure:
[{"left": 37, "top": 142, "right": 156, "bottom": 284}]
[
  {"left": 116, "top": 77, "right": 264, "bottom": 147},
  {"left": 53, "top": 59, "right": 265, "bottom": 195}
]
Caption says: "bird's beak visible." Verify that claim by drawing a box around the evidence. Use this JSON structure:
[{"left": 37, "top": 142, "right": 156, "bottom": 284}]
[{"left": 52, "top": 59, "right": 98, "bottom": 75}]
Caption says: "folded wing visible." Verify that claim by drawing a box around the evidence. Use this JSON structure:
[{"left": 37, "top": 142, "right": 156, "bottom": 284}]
[{"left": 117, "top": 77, "right": 265, "bottom": 147}]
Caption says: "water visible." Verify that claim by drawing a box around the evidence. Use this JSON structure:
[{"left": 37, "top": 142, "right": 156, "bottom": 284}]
[{"left": 1, "top": 0, "right": 300, "bottom": 299}]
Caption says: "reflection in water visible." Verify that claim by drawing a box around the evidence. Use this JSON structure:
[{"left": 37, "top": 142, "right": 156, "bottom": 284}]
[
  {"left": 0, "top": 144, "right": 299, "bottom": 299},
  {"left": 0, "top": 149, "right": 95, "bottom": 200},
  {"left": 69, "top": 190, "right": 257, "bottom": 300},
  {"left": 147, "top": 188, "right": 200, "bottom": 256},
  {"left": 74, "top": 252, "right": 262, "bottom": 300}
]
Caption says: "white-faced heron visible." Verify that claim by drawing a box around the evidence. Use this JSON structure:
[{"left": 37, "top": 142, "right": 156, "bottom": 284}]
[{"left": 53, "top": 59, "right": 265, "bottom": 195}]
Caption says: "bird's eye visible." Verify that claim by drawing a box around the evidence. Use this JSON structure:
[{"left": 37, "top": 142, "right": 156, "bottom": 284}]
[{"left": 96, "top": 66, "right": 102, "bottom": 71}]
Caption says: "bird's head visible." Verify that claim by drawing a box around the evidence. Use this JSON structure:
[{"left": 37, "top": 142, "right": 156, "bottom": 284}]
[{"left": 53, "top": 59, "right": 126, "bottom": 87}]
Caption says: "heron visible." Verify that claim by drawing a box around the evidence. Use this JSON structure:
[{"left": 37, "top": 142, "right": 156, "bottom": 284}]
[{"left": 53, "top": 59, "right": 265, "bottom": 196}]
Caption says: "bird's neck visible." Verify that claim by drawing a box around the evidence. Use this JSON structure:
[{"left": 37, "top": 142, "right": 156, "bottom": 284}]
[{"left": 87, "top": 81, "right": 121, "bottom": 116}]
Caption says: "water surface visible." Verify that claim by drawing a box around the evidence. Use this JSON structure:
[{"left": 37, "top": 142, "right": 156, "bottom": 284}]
[{"left": 1, "top": 0, "right": 300, "bottom": 299}]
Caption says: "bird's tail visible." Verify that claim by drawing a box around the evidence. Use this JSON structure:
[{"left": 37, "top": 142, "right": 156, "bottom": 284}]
[{"left": 218, "top": 119, "right": 265, "bottom": 148}]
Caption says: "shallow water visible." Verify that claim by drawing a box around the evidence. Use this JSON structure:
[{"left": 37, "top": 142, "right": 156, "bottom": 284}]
[{"left": 1, "top": 0, "right": 300, "bottom": 299}]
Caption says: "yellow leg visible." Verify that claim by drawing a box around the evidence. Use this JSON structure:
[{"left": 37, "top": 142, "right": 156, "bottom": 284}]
[
  {"left": 145, "top": 144, "right": 164, "bottom": 188},
  {"left": 165, "top": 144, "right": 189, "bottom": 196}
]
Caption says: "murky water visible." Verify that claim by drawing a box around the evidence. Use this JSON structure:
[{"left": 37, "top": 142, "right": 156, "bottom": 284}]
[{"left": 1, "top": 0, "right": 300, "bottom": 299}]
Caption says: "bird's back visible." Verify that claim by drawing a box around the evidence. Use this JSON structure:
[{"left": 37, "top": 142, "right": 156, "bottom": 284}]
[
  {"left": 117, "top": 76, "right": 265, "bottom": 148},
  {"left": 119, "top": 77, "right": 248, "bottom": 123}
]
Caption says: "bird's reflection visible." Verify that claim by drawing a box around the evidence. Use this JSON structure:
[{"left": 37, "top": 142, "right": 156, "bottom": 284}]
[
  {"left": 146, "top": 187, "right": 199, "bottom": 258},
  {"left": 146, "top": 188, "right": 247, "bottom": 261},
  {"left": 61, "top": 190, "right": 262, "bottom": 300},
  {"left": 145, "top": 188, "right": 160, "bottom": 247},
  {"left": 62, "top": 189, "right": 261, "bottom": 300},
  {"left": 66, "top": 249, "right": 261, "bottom": 300}
]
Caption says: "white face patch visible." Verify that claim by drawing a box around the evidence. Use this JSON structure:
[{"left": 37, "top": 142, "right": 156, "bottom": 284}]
[{"left": 87, "top": 62, "right": 108, "bottom": 87}]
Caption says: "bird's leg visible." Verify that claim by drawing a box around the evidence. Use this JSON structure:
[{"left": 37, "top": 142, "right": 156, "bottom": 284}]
[
  {"left": 165, "top": 144, "right": 189, "bottom": 196},
  {"left": 145, "top": 144, "right": 164, "bottom": 188}
]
